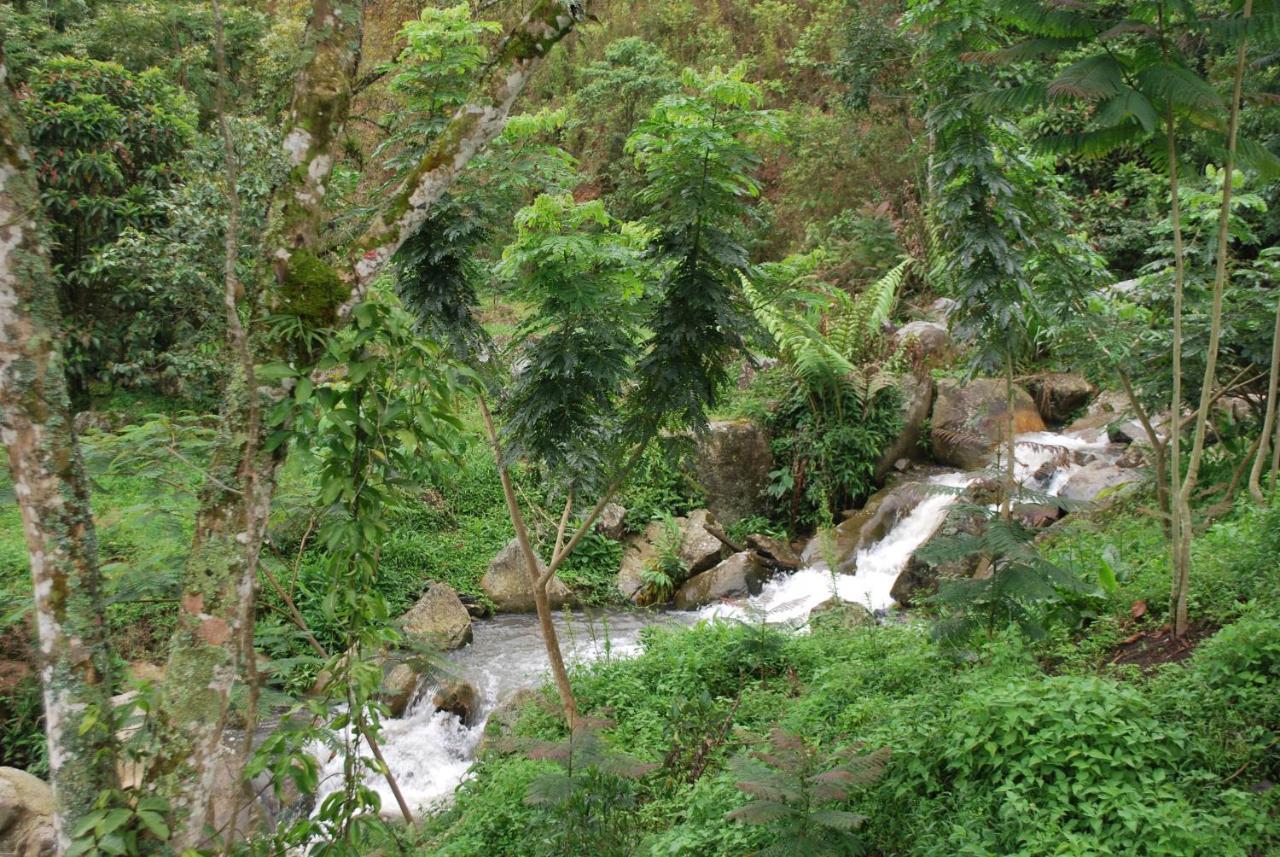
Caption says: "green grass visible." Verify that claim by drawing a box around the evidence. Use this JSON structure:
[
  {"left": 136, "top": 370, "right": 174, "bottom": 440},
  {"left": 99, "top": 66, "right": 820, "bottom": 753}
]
[{"left": 412, "top": 489, "right": 1280, "bottom": 857}]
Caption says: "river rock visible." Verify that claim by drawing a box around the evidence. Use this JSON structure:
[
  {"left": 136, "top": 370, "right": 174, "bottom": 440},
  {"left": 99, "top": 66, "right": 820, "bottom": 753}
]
[
  {"left": 678, "top": 509, "right": 725, "bottom": 574},
  {"left": 1026, "top": 372, "right": 1095, "bottom": 425},
  {"left": 400, "top": 582, "right": 473, "bottom": 650},
  {"left": 745, "top": 533, "right": 801, "bottom": 569},
  {"left": 874, "top": 374, "right": 934, "bottom": 482},
  {"left": 432, "top": 680, "right": 479, "bottom": 726},
  {"left": 674, "top": 552, "right": 766, "bottom": 610},
  {"left": 381, "top": 661, "right": 423, "bottom": 717},
  {"left": 594, "top": 503, "right": 628, "bottom": 540},
  {"left": 927, "top": 297, "right": 958, "bottom": 323},
  {"left": 930, "top": 378, "right": 1046, "bottom": 469},
  {"left": 481, "top": 539, "right": 574, "bottom": 613},
  {"left": 615, "top": 519, "right": 666, "bottom": 604},
  {"left": 799, "top": 483, "right": 900, "bottom": 570},
  {"left": 692, "top": 420, "right": 773, "bottom": 525},
  {"left": 894, "top": 321, "right": 950, "bottom": 362},
  {"left": 0, "top": 768, "right": 55, "bottom": 857},
  {"left": 809, "top": 599, "right": 875, "bottom": 630},
  {"left": 1064, "top": 390, "right": 1136, "bottom": 443},
  {"left": 1059, "top": 462, "right": 1142, "bottom": 505}
]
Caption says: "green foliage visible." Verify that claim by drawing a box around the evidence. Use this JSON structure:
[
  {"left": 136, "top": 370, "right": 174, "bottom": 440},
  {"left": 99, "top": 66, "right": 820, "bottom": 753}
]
[
  {"left": 0, "top": 676, "right": 47, "bottom": 777},
  {"left": 620, "top": 440, "right": 706, "bottom": 527},
  {"left": 725, "top": 729, "right": 888, "bottom": 857},
  {"left": 893, "top": 674, "right": 1241, "bottom": 855},
  {"left": 21, "top": 56, "right": 197, "bottom": 402},
  {"left": 520, "top": 727, "right": 657, "bottom": 857},
  {"left": 627, "top": 65, "right": 783, "bottom": 434},
  {"left": 558, "top": 532, "right": 625, "bottom": 606},
  {"left": 496, "top": 193, "right": 647, "bottom": 490},
  {"left": 67, "top": 792, "right": 174, "bottom": 857},
  {"left": 767, "top": 385, "right": 903, "bottom": 531}
]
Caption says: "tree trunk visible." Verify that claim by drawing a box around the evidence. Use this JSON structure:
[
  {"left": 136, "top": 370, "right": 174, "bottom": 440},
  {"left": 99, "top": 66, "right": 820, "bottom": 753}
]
[
  {"left": 1248, "top": 293, "right": 1280, "bottom": 503},
  {"left": 1170, "top": 0, "right": 1253, "bottom": 637},
  {"left": 0, "top": 53, "right": 119, "bottom": 848}
]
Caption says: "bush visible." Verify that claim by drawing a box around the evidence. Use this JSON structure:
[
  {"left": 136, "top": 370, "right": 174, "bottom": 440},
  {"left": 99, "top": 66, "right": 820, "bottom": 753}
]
[{"left": 893, "top": 674, "right": 1236, "bottom": 855}]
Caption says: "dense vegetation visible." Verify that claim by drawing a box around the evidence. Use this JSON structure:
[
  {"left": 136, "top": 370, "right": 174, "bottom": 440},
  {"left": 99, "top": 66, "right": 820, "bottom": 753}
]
[{"left": 0, "top": 0, "right": 1277, "bottom": 854}]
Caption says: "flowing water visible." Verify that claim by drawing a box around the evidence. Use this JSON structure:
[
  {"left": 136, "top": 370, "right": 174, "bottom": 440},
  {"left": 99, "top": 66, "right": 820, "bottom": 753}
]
[{"left": 317, "top": 429, "right": 1124, "bottom": 817}]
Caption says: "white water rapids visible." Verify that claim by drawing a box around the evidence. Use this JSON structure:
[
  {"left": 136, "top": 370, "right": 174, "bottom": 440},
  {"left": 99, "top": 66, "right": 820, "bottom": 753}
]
[{"left": 314, "top": 429, "right": 1123, "bottom": 818}]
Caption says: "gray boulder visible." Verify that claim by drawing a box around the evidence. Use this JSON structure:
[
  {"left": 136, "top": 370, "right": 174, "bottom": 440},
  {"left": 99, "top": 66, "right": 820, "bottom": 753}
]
[
  {"left": 809, "top": 599, "right": 875, "bottom": 630},
  {"left": 692, "top": 420, "right": 773, "bottom": 525},
  {"left": 893, "top": 321, "right": 950, "bottom": 362},
  {"left": 1026, "top": 372, "right": 1095, "bottom": 425},
  {"left": 1060, "top": 462, "right": 1143, "bottom": 505},
  {"left": 594, "top": 503, "right": 628, "bottom": 540},
  {"left": 481, "top": 539, "right": 574, "bottom": 613},
  {"left": 381, "top": 661, "right": 423, "bottom": 717},
  {"left": 930, "top": 378, "right": 1046, "bottom": 469},
  {"left": 0, "top": 768, "right": 55, "bottom": 857},
  {"left": 400, "top": 582, "right": 473, "bottom": 650},
  {"left": 431, "top": 680, "right": 480, "bottom": 725},
  {"left": 674, "top": 552, "right": 767, "bottom": 610},
  {"left": 678, "top": 509, "right": 725, "bottom": 574},
  {"left": 615, "top": 519, "right": 666, "bottom": 605}
]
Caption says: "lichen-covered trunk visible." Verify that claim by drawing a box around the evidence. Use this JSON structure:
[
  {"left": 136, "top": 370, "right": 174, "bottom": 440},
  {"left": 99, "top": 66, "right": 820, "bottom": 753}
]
[
  {"left": 0, "top": 55, "right": 118, "bottom": 848},
  {"left": 152, "top": 0, "right": 591, "bottom": 843}
]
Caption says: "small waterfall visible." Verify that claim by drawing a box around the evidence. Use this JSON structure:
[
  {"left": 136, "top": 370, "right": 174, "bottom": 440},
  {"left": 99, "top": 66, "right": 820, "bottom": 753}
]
[{"left": 315, "top": 429, "right": 1125, "bottom": 816}]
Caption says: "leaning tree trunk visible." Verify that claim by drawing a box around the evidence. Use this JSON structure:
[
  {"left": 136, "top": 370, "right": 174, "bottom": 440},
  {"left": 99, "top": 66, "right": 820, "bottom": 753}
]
[
  {"left": 0, "top": 53, "right": 119, "bottom": 849},
  {"left": 1248, "top": 293, "right": 1280, "bottom": 503}
]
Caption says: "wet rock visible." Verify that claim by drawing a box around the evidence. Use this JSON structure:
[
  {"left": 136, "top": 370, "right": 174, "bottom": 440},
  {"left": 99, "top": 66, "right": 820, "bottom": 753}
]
[
  {"left": 432, "top": 680, "right": 479, "bottom": 726},
  {"left": 1065, "top": 390, "right": 1141, "bottom": 443},
  {"left": 459, "top": 593, "right": 491, "bottom": 619},
  {"left": 809, "top": 599, "right": 875, "bottom": 630},
  {"left": 930, "top": 378, "right": 1046, "bottom": 469},
  {"left": 594, "top": 503, "right": 628, "bottom": 540},
  {"left": 678, "top": 509, "right": 725, "bottom": 574},
  {"left": 616, "top": 512, "right": 724, "bottom": 604},
  {"left": 1014, "top": 503, "right": 1062, "bottom": 529},
  {"left": 615, "top": 519, "right": 666, "bottom": 604},
  {"left": 890, "top": 509, "right": 984, "bottom": 607},
  {"left": 692, "top": 420, "right": 773, "bottom": 525},
  {"left": 71, "top": 410, "right": 124, "bottom": 435},
  {"left": 0, "top": 768, "right": 55, "bottom": 857},
  {"left": 381, "top": 662, "right": 423, "bottom": 718},
  {"left": 674, "top": 552, "right": 766, "bottom": 610},
  {"left": 482, "top": 539, "right": 574, "bottom": 613},
  {"left": 874, "top": 374, "right": 934, "bottom": 482},
  {"left": 1026, "top": 372, "right": 1095, "bottom": 425},
  {"left": 745, "top": 533, "right": 801, "bottom": 569},
  {"left": 1060, "top": 462, "right": 1142, "bottom": 505},
  {"left": 893, "top": 321, "right": 950, "bottom": 362},
  {"left": 400, "top": 582, "right": 473, "bottom": 650}
]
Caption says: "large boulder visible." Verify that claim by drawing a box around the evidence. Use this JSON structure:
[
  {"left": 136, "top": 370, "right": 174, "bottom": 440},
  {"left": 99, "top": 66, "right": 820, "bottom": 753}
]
[
  {"left": 481, "top": 539, "right": 574, "bottom": 613},
  {"left": 1026, "top": 372, "right": 1095, "bottom": 425},
  {"left": 674, "top": 552, "right": 767, "bottom": 610},
  {"left": 615, "top": 511, "right": 725, "bottom": 605},
  {"left": 381, "top": 661, "right": 422, "bottom": 717},
  {"left": 594, "top": 503, "right": 628, "bottom": 540},
  {"left": 809, "top": 599, "right": 875, "bottom": 631},
  {"left": 799, "top": 482, "right": 901, "bottom": 570},
  {"left": 678, "top": 509, "right": 725, "bottom": 574},
  {"left": 400, "top": 582, "right": 473, "bottom": 650},
  {"left": 0, "top": 768, "right": 55, "bottom": 857},
  {"left": 930, "top": 378, "right": 1046, "bottom": 469},
  {"left": 874, "top": 374, "right": 935, "bottom": 482},
  {"left": 893, "top": 321, "right": 950, "bottom": 362},
  {"left": 692, "top": 420, "right": 773, "bottom": 525},
  {"left": 615, "top": 519, "right": 666, "bottom": 605},
  {"left": 1064, "top": 390, "right": 1136, "bottom": 443},
  {"left": 1059, "top": 462, "right": 1143, "bottom": 505},
  {"left": 431, "top": 680, "right": 480, "bottom": 725}
]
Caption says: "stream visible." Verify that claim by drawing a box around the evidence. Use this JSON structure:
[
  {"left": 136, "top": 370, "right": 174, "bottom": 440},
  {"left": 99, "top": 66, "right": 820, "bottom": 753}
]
[{"left": 315, "top": 428, "right": 1126, "bottom": 817}]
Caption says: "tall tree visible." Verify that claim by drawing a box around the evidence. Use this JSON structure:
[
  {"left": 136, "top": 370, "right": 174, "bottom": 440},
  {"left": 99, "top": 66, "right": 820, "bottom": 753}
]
[{"left": 0, "top": 0, "right": 594, "bottom": 843}]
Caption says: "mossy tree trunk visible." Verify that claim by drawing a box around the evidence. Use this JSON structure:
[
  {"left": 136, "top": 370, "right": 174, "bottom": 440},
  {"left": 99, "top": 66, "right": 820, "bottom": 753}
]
[
  {"left": 2, "top": 0, "right": 591, "bottom": 844},
  {"left": 0, "top": 52, "right": 119, "bottom": 850}
]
